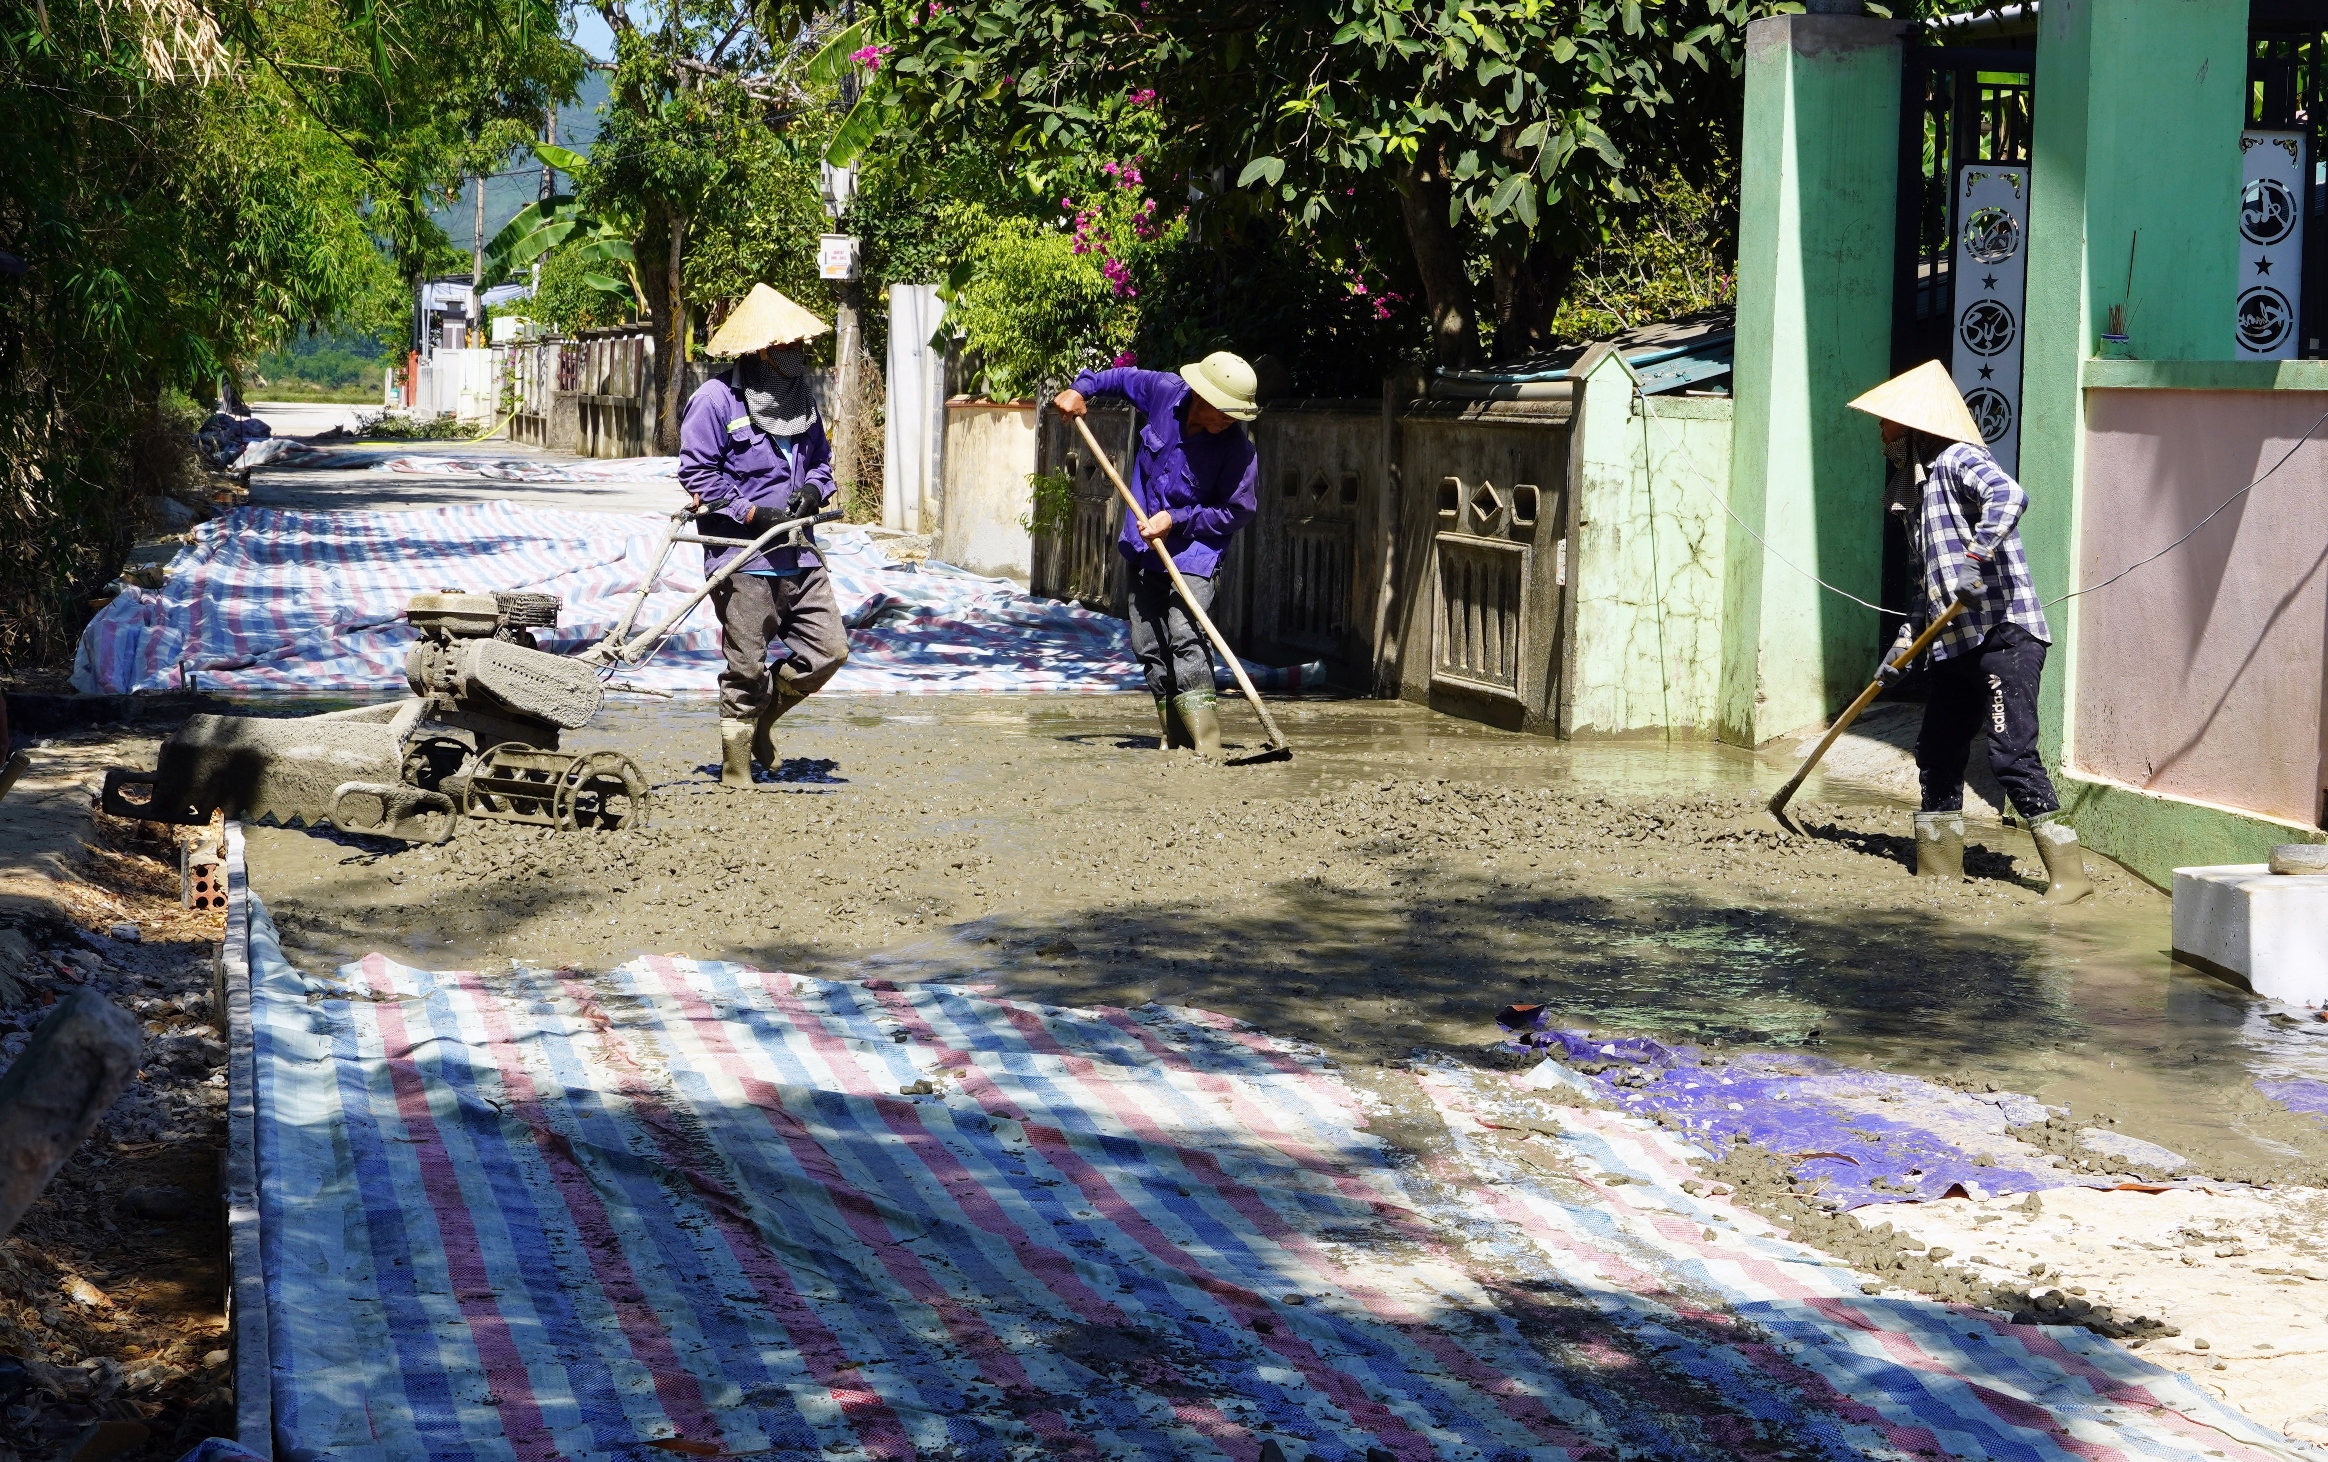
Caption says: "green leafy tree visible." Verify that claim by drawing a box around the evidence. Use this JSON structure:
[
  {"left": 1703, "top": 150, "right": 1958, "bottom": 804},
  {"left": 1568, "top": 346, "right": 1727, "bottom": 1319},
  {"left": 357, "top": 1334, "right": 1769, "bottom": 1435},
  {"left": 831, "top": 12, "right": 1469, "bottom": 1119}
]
[
  {"left": 830, "top": 0, "right": 1771, "bottom": 365},
  {"left": 1, "top": 0, "right": 581, "bottom": 666},
  {"left": 575, "top": 0, "right": 841, "bottom": 448}
]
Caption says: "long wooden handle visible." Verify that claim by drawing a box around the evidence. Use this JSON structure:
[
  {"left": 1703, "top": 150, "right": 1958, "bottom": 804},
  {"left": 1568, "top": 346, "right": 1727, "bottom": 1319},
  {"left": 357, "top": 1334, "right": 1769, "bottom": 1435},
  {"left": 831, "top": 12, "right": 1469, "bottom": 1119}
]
[
  {"left": 1072, "top": 414, "right": 1289, "bottom": 751},
  {"left": 1767, "top": 597, "right": 1968, "bottom": 818}
]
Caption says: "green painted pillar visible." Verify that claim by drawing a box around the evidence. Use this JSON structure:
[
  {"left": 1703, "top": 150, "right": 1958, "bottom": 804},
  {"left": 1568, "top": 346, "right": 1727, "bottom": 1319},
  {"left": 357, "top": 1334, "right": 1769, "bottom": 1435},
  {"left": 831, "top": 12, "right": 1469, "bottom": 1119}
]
[
  {"left": 2019, "top": 0, "right": 2248, "bottom": 765},
  {"left": 1720, "top": 12, "right": 1904, "bottom": 747}
]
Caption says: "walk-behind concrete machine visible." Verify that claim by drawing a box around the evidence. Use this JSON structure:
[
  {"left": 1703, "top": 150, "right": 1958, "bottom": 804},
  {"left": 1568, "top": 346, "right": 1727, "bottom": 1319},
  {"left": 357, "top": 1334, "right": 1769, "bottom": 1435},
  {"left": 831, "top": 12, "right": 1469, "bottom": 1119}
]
[{"left": 98, "top": 505, "right": 840, "bottom": 843}]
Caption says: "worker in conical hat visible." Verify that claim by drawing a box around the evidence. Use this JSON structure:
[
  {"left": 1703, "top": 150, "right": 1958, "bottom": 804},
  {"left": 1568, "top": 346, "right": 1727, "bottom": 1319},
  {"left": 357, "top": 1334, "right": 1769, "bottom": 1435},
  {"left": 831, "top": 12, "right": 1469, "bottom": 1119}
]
[
  {"left": 1847, "top": 359, "right": 2089, "bottom": 902},
  {"left": 681, "top": 284, "right": 849, "bottom": 787}
]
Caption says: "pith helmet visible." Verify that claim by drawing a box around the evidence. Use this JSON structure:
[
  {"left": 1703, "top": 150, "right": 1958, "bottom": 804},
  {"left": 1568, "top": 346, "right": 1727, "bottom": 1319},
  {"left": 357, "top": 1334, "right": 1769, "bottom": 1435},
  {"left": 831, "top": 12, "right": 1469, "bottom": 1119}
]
[
  {"left": 707, "top": 284, "right": 831, "bottom": 357},
  {"left": 1179, "top": 351, "right": 1261, "bottom": 421},
  {"left": 1846, "top": 359, "right": 1983, "bottom": 444}
]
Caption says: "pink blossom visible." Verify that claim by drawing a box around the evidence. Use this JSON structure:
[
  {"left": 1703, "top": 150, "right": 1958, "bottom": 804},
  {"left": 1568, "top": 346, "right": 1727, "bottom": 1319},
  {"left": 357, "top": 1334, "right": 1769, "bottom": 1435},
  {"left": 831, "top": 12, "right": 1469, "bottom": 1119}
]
[
  {"left": 1128, "top": 88, "right": 1156, "bottom": 107},
  {"left": 1100, "top": 257, "right": 1136, "bottom": 298},
  {"left": 1112, "top": 349, "right": 1138, "bottom": 367},
  {"left": 849, "top": 43, "right": 892, "bottom": 69},
  {"left": 924, "top": 0, "right": 944, "bottom": 16}
]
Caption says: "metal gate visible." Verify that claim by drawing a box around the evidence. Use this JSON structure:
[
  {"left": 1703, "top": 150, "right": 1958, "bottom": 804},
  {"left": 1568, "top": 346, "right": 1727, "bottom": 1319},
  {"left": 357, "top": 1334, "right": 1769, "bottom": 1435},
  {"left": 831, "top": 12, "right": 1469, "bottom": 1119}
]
[
  {"left": 2249, "top": 17, "right": 2328, "bottom": 356},
  {"left": 1885, "top": 39, "right": 2034, "bottom": 650},
  {"left": 1890, "top": 44, "right": 2035, "bottom": 376},
  {"left": 1032, "top": 406, "right": 1133, "bottom": 616}
]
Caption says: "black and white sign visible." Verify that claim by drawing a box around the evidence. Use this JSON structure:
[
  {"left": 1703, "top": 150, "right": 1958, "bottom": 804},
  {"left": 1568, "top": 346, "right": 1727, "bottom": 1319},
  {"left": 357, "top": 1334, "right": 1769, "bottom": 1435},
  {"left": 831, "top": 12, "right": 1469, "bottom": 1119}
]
[
  {"left": 1950, "top": 167, "right": 2029, "bottom": 475},
  {"left": 2238, "top": 131, "right": 2305, "bottom": 360}
]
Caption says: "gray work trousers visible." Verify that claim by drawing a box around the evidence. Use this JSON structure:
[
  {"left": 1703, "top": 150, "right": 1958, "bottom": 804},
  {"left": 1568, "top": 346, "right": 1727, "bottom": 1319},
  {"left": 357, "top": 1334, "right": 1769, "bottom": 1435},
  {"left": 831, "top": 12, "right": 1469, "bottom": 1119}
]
[
  {"left": 709, "top": 563, "right": 850, "bottom": 719},
  {"left": 1128, "top": 569, "right": 1215, "bottom": 701}
]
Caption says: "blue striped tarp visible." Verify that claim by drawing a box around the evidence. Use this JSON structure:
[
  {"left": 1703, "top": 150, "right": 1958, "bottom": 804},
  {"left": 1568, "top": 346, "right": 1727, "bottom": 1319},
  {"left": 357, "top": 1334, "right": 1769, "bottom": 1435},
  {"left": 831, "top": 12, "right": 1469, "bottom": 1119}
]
[{"left": 237, "top": 890, "right": 2308, "bottom": 1462}]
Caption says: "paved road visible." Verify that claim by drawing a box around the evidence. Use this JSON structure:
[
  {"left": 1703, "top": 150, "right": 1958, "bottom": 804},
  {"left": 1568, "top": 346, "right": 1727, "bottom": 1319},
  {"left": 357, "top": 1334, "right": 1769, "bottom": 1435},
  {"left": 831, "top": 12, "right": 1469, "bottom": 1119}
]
[{"left": 241, "top": 401, "right": 680, "bottom": 517}]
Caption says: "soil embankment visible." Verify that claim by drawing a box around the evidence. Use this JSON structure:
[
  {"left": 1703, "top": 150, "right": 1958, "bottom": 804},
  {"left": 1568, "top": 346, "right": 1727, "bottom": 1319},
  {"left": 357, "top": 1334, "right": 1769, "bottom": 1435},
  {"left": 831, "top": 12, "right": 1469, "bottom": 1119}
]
[{"left": 2, "top": 734, "right": 232, "bottom": 1461}]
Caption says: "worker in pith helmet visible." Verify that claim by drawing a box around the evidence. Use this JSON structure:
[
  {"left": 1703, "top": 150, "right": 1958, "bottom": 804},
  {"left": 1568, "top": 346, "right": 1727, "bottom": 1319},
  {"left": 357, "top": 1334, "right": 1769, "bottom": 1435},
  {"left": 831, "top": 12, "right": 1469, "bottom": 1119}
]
[
  {"left": 682, "top": 283, "right": 851, "bottom": 787},
  {"left": 1052, "top": 351, "right": 1260, "bottom": 758},
  {"left": 1848, "top": 360, "right": 2090, "bottom": 902}
]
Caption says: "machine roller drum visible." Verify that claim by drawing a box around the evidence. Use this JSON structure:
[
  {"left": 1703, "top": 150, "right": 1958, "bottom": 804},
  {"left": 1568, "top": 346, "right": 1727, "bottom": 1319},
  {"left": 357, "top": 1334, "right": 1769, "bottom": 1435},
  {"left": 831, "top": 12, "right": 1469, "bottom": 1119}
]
[{"left": 463, "top": 743, "right": 648, "bottom": 831}]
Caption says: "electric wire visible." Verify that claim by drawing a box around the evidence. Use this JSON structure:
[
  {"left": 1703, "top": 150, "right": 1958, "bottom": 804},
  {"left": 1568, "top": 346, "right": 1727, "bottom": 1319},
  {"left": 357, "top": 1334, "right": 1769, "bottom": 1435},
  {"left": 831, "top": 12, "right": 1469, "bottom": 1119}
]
[
  {"left": 2034, "top": 397, "right": 2328, "bottom": 609},
  {"left": 1634, "top": 382, "right": 2328, "bottom": 619},
  {"left": 1632, "top": 385, "right": 1903, "bottom": 616}
]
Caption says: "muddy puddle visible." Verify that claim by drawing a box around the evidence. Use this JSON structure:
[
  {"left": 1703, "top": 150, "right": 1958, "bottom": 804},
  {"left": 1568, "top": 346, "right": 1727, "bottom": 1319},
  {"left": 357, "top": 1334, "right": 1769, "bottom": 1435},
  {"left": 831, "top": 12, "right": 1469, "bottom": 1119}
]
[{"left": 239, "top": 693, "right": 2328, "bottom": 1181}]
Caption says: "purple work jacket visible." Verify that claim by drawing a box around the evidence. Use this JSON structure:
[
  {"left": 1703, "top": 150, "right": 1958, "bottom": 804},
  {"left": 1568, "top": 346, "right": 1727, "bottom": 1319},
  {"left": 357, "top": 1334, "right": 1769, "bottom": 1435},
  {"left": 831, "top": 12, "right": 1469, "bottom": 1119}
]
[
  {"left": 677, "top": 371, "right": 833, "bottom": 574},
  {"left": 1068, "top": 366, "right": 1258, "bottom": 578}
]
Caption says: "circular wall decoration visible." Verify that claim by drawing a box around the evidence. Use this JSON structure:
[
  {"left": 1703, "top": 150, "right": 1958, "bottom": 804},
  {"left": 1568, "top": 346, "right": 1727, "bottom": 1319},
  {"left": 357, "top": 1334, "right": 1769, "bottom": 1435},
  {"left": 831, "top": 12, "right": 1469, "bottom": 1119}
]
[
  {"left": 2237, "top": 286, "right": 2296, "bottom": 353},
  {"left": 2241, "top": 177, "right": 2299, "bottom": 247},
  {"left": 1962, "top": 206, "right": 2023, "bottom": 264},
  {"left": 1963, "top": 387, "right": 2014, "bottom": 445},
  {"left": 1957, "top": 299, "right": 2017, "bottom": 358}
]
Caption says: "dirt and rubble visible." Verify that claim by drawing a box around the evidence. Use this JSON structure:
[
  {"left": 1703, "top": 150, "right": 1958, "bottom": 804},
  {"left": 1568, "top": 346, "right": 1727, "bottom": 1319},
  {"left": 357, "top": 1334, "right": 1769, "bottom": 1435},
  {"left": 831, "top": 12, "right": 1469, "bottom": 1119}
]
[{"left": 1, "top": 762, "right": 233, "bottom": 1462}]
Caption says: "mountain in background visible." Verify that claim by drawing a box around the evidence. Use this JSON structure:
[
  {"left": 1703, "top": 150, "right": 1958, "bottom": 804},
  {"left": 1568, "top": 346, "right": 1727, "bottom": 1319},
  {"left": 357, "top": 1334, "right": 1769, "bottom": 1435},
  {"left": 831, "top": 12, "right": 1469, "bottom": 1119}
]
[{"left": 430, "top": 68, "right": 609, "bottom": 264}]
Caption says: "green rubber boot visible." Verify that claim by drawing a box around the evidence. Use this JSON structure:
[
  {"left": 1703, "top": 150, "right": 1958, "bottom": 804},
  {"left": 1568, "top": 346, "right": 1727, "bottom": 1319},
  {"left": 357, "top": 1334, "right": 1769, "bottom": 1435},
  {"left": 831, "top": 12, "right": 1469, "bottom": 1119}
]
[
  {"left": 752, "top": 676, "right": 808, "bottom": 770},
  {"left": 2028, "top": 812, "right": 2094, "bottom": 904},
  {"left": 1913, "top": 812, "right": 1965, "bottom": 879},
  {"left": 1154, "top": 694, "right": 1191, "bottom": 750},
  {"left": 1171, "top": 689, "right": 1224, "bottom": 760},
  {"left": 719, "top": 718, "right": 756, "bottom": 787}
]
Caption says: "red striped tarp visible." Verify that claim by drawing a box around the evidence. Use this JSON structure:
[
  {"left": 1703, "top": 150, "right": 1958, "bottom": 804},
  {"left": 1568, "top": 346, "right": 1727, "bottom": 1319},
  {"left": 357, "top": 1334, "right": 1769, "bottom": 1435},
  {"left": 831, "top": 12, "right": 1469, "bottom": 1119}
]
[{"left": 235, "top": 888, "right": 2307, "bottom": 1462}]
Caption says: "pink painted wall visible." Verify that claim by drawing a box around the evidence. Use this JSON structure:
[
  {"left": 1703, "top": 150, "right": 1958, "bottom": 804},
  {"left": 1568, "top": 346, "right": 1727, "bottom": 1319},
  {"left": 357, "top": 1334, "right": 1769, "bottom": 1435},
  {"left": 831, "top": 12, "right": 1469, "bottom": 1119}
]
[{"left": 2079, "top": 390, "right": 2328, "bottom": 827}]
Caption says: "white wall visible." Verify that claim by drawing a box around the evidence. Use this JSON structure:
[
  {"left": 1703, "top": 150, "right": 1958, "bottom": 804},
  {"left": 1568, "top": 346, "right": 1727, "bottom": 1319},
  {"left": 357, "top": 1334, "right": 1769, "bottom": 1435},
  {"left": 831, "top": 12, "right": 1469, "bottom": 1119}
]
[
  {"left": 884, "top": 284, "right": 946, "bottom": 532},
  {"left": 939, "top": 401, "right": 1039, "bottom": 581}
]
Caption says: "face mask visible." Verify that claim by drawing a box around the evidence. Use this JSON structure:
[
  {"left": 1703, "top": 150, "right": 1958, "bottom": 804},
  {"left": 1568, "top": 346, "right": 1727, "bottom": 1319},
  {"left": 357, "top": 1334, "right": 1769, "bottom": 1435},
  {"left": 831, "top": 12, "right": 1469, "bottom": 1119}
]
[
  {"left": 1882, "top": 434, "right": 1908, "bottom": 466},
  {"left": 739, "top": 349, "right": 815, "bottom": 436}
]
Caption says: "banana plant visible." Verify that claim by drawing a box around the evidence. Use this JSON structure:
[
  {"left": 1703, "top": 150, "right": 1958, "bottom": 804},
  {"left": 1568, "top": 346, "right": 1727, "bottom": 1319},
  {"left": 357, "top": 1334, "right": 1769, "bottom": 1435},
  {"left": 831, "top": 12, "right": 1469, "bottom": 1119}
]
[{"left": 485, "top": 143, "right": 646, "bottom": 305}]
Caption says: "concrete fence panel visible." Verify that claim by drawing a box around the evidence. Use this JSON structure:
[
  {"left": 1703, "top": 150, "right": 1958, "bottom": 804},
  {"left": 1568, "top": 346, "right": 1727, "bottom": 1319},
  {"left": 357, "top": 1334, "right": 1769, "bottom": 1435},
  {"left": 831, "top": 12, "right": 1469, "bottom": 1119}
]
[{"left": 940, "top": 400, "right": 1040, "bottom": 581}]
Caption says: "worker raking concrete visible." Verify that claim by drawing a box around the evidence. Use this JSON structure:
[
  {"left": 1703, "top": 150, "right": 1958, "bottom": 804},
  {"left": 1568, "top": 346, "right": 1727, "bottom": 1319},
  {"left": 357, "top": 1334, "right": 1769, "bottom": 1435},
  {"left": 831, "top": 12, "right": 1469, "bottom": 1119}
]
[
  {"left": 682, "top": 284, "right": 850, "bottom": 787},
  {"left": 1052, "top": 352, "right": 1259, "bottom": 757},
  {"left": 1850, "top": 361, "right": 2091, "bottom": 902}
]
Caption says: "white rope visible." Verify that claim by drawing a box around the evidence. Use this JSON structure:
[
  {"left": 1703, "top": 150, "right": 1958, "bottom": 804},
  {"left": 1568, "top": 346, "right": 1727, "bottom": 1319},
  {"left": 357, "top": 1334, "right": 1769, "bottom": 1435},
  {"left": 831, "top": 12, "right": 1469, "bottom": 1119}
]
[
  {"left": 2037, "top": 397, "right": 2328, "bottom": 609},
  {"left": 1634, "top": 383, "right": 2328, "bottom": 618},
  {"left": 1632, "top": 386, "right": 1903, "bottom": 615}
]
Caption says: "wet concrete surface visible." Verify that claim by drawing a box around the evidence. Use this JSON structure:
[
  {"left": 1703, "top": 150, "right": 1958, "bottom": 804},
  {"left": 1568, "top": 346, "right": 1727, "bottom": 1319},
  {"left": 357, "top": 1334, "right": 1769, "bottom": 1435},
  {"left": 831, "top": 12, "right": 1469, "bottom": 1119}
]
[{"left": 237, "top": 693, "right": 2328, "bottom": 1184}]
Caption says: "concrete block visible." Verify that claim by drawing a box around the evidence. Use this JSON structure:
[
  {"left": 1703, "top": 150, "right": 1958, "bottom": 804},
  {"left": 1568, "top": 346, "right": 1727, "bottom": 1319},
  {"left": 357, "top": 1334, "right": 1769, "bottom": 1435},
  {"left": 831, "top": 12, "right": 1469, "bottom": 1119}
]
[{"left": 2171, "top": 864, "right": 2328, "bottom": 1006}]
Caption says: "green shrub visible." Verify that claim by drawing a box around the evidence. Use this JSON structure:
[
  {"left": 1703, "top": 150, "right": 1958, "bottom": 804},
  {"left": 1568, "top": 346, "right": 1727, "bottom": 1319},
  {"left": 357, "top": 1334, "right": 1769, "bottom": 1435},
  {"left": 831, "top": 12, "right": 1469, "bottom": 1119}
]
[
  {"left": 953, "top": 219, "right": 1125, "bottom": 400},
  {"left": 1020, "top": 469, "right": 1076, "bottom": 536}
]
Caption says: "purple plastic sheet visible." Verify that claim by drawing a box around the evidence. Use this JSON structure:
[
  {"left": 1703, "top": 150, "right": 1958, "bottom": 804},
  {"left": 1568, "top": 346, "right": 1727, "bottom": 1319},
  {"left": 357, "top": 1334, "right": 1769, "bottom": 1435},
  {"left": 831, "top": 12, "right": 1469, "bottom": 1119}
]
[
  {"left": 1500, "top": 1022, "right": 2103, "bottom": 1208},
  {"left": 2256, "top": 1076, "right": 2328, "bottom": 1125}
]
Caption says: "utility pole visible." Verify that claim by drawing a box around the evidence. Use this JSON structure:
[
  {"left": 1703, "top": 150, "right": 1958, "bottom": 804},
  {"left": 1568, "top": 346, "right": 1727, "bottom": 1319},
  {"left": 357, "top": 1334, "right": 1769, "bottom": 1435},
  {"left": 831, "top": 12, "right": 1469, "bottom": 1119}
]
[
  {"left": 541, "top": 107, "right": 558, "bottom": 202},
  {"left": 829, "top": 0, "right": 863, "bottom": 508},
  {"left": 535, "top": 109, "right": 556, "bottom": 299},
  {"left": 472, "top": 174, "right": 486, "bottom": 287}
]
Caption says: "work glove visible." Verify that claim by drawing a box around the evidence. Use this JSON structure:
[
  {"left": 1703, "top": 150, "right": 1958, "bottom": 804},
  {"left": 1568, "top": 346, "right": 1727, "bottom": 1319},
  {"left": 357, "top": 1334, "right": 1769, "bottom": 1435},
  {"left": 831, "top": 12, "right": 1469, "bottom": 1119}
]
[
  {"left": 739, "top": 503, "right": 783, "bottom": 534},
  {"left": 1953, "top": 555, "right": 1988, "bottom": 608},
  {"left": 1875, "top": 631, "right": 1913, "bottom": 688},
  {"left": 785, "top": 482, "right": 826, "bottom": 519}
]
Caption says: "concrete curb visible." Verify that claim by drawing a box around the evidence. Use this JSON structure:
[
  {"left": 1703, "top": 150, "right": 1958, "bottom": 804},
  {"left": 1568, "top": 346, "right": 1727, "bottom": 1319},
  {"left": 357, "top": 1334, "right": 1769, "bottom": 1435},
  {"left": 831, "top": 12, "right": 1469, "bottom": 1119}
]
[{"left": 218, "top": 821, "right": 273, "bottom": 1459}]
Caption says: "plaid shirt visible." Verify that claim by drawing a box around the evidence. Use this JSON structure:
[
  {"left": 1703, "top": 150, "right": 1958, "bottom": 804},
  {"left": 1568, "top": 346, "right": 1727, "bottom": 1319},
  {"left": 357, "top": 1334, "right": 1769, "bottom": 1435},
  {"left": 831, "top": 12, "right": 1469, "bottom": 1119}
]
[{"left": 1895, "top": 441, "right": 2051, "bottom": 664}]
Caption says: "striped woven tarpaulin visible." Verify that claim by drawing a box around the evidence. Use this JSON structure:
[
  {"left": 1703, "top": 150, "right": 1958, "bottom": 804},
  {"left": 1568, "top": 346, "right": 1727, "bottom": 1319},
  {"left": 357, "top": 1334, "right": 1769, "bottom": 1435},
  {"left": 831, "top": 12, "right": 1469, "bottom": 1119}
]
[
  {"left": 74, "top": 501, "right": 1324, "bottom": 701},
  {"left": 73, "top": 505, "right": 1146, "bottom": 698},
  {"left": 241, "top": 897, "right": 2307, "bottom": 1462}
]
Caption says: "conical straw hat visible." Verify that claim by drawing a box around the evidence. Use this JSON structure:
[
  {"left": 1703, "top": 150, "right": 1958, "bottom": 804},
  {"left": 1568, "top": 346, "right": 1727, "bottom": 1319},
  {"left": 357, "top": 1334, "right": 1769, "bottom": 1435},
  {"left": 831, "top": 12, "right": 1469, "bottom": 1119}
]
[
  {"left": 1845, "top": 359, "right": 1983, "bottom": 444},
  {"left": 706, "top": 284, "right": 831, "bottom": 356}
]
